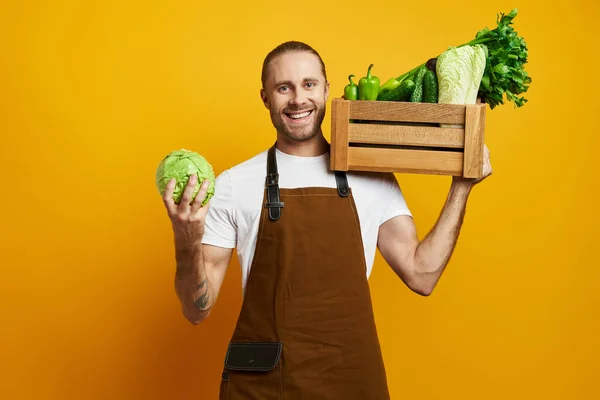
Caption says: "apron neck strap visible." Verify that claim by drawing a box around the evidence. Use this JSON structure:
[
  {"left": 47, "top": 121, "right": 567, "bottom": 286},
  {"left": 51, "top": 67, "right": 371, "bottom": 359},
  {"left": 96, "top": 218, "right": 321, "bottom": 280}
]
[
  {"left": 266, "top": 144, "right": 283, "bottom": 221},
  {"left": 334, "top": 170, "right": 349, "bottom": 198},
  {"left": 265, "top": 143, "right": 351, "bottom": 221}
]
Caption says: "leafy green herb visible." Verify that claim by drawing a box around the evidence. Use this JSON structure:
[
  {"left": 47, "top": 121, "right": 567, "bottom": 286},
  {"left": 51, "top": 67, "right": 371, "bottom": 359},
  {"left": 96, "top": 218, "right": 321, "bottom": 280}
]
[{"left": 395, "top": 8, "right": 531, "bottom": 109}]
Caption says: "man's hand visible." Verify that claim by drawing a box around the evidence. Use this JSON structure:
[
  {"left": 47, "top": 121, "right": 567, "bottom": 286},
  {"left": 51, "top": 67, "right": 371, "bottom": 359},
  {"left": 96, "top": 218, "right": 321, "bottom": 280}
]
[
  {"left": 162, "top": 174, "right": 211, "bottom": 247},
  {"left": 453, "top": 144, "right": 492, "bottom": 187}
]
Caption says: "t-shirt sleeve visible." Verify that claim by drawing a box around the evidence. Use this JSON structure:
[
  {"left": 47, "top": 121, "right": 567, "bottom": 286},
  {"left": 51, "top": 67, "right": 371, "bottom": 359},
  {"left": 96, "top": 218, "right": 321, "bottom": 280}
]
[
  {"left": 380, "top": 173, "right": 412, "bottom": 225},
  {"left": 201, "top": 170, "right": 237, "bottom": 249}
]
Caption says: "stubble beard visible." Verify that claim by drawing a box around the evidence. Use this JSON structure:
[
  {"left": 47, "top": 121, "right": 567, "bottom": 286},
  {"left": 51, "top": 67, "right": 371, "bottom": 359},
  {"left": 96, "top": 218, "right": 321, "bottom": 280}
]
[{"left": 271, "top": 105, "right": 326, "bottom": 143}]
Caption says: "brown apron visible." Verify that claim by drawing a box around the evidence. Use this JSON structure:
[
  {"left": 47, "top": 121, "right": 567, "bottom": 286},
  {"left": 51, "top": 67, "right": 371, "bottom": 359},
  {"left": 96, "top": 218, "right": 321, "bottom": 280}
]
[{"left": 219, "top": 143, "right": 390, "bottom": 399}]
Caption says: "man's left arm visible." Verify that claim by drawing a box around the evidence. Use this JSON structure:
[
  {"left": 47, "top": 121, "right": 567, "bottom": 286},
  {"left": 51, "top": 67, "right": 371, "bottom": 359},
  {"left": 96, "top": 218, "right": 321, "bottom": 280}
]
[{"left": 378, "top": 145, "right": 492, "bottom": 296}]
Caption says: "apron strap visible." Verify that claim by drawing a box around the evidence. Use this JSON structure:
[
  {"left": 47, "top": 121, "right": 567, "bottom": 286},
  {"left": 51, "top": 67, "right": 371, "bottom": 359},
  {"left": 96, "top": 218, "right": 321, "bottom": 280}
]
[
  {"left": 266, "top": 144, "right": 283, "bottom": 221},
  {"left": 265, "top": 143, "right": 350, "bottom": 221},
  {"left": 334, "top": 171, "right": 349, "bottom": 197}
]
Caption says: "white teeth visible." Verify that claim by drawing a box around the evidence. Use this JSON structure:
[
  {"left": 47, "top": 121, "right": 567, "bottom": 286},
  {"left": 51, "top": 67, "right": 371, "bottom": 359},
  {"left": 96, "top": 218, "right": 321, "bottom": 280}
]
[{"left": 288, "top": 111, "right": 311, "bottom": 119}]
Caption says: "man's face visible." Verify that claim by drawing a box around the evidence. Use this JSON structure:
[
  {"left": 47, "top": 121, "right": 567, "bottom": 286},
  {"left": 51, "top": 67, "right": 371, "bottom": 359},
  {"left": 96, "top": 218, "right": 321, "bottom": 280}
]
[{"left": 261, "top": 51, "right": 329, "bottom": 143}]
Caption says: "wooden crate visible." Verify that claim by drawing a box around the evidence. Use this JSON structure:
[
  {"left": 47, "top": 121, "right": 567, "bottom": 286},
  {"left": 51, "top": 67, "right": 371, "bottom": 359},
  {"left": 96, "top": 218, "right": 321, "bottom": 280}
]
[{"left": 330, "top": 98, "right": 486, "bottom": 178}]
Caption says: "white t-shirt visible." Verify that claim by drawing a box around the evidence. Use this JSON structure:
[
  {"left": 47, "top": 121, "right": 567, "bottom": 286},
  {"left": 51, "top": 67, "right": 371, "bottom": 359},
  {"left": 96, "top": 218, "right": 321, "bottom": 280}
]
[{"left": 202, "top": 148, "right": 413, "bottom": 291}]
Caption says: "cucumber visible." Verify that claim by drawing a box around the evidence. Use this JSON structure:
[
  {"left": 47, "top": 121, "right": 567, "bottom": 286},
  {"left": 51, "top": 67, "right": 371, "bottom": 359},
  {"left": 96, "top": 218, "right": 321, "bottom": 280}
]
[
  {"left": 409, "top": 66, "right": 428, "bottom": 103},
  {"left": 423, "top": 70, "right": 438, "bottom": 103},
  {"left": 377, "top": 79, "right": 416, "bottom": 102}
]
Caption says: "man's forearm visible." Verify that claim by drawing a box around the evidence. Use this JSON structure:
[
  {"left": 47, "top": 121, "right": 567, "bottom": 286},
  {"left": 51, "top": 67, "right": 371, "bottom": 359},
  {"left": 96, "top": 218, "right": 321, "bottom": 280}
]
[
  {"left": 174, "top": 240, "right": 215, "bottom": 324},
  {"left": 413, "top": 180, "right": 473, "bottom": 286}
]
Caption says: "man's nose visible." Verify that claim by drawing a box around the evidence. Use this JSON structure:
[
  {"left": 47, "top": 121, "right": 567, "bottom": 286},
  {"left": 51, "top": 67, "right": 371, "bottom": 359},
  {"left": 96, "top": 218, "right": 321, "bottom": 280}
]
[{"left": 290, "top": 89, "right": 308, "bottom": 105}]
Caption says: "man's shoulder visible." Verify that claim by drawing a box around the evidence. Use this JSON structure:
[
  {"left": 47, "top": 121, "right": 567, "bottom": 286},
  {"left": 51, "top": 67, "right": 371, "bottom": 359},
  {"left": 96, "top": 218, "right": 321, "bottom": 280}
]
[
  {"left": 217, "top": 148, "right": 268, "bottom": 189},
  {"left": 228, "top": 149, "right": 268, "bottom": 172},
  {"left": 346, "top": 171, "right": 411, "bottom": 222},
  {"left": 347, "top": 170, "right": 396, "bottom": 192}
]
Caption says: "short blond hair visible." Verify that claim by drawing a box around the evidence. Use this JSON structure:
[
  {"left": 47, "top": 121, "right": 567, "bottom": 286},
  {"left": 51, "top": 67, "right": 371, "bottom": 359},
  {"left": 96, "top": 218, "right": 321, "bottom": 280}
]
[{"left": 261, "top": 41, "right": 327, "bottom": 89}]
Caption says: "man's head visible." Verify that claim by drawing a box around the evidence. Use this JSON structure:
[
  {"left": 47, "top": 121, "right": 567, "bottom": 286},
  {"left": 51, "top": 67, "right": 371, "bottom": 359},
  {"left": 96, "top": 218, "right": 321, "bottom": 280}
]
[{"left": 260, "top": 41, "right": 329, "bottom": 143}]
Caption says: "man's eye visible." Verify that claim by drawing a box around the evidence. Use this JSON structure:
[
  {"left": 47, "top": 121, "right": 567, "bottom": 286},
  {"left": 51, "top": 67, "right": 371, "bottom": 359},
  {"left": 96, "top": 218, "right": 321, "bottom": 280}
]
[
  {"left": 306, "top": 82, "right": 315, "bottom": 88},
  {"left": 279, "top": 86, "right": 288, "bottom": 92}
]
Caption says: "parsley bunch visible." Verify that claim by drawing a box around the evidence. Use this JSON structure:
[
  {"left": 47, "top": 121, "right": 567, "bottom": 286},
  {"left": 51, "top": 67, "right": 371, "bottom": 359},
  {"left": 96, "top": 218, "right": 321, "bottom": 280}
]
[{"left": 467, "top": 9, "right": 531, "bottom": 109}]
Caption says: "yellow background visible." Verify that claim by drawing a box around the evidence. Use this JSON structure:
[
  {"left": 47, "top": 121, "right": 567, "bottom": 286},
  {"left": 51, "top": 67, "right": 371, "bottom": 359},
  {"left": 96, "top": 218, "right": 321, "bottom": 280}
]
[{"left": 1, "top": 0, "right": 599, "bottom": 398}]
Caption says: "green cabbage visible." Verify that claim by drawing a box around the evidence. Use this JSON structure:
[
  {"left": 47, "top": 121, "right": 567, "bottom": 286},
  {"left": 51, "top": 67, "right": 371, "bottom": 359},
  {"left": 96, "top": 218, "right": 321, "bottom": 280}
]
[
  {"left": 436, "top": 44, "right": 487, "bottom": 105},
  {"left": 155, "top": 149, "right": 215, "bottom": 205}
]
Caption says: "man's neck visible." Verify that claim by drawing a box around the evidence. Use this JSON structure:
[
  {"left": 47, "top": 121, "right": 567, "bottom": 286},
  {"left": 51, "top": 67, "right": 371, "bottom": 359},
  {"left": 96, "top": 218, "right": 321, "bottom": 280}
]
[{"left": 275, "top": 133, "right": 329, "bottom": 157}]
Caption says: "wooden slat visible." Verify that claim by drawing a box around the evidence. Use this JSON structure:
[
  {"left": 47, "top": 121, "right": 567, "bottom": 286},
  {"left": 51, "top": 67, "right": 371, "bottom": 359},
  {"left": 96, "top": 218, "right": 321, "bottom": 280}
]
[
  {"left": 348, "top": 99, "right": 466, "bottom": 124},
  {"left": 463, "top": 104, "right": 486, "bottom": 178},
  {"left": 348, "top": 123, "right": 465, "bottom": 149},
  {"left": 330, "top": 98, "right": 350, "bottom": 171},
  {"left": 347, "top": 147, "right": 464, "bottom": 176}
]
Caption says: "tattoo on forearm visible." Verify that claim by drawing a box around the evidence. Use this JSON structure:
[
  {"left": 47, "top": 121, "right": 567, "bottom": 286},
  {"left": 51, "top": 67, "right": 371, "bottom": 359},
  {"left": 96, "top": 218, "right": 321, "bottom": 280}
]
[{"left": 194, "top": 279, "right": 209, "bottom": 310}]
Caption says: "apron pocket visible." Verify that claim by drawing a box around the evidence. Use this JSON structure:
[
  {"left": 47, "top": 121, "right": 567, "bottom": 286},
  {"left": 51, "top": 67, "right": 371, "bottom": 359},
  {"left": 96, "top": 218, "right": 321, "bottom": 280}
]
[
  {"left": 225, "top": 342, "right": 282, "bottom": 371},
  {"left": 223, "top": 342, "right": 283, "bottom": 399}
]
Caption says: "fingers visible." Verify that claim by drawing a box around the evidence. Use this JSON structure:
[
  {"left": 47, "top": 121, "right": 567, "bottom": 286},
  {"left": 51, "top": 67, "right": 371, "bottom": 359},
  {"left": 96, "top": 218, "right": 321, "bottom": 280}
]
[
  {"left": 162, "top": 178, "right": 177, "bottom": 214},
  {"left": 484, "top": 145, "right": 492, "bottom": 176},
  {"left": 190, "top": 179, "right": 210, "bottom": 214},
  {"left": 178, "top": 174, "right": 198, "bottom": 210}
]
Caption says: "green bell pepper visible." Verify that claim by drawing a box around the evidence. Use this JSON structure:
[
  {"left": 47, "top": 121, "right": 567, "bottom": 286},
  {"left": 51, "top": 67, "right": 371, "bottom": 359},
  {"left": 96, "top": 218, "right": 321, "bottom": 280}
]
[
  {"left": 358, "top": 64, "right": 380, "bottom": 100},
  {"left": 344, "top": 74, "right": 358, "bottom": 100}
]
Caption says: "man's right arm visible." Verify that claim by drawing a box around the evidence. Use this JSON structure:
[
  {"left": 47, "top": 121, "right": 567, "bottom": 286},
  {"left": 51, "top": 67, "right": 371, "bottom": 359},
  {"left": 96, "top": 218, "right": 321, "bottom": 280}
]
[
  {"left": 162, "top": 174, "right": 233, "bottom": 325},
  {"left": 174, "top": 241, "right": 232, "bottom": 324}
]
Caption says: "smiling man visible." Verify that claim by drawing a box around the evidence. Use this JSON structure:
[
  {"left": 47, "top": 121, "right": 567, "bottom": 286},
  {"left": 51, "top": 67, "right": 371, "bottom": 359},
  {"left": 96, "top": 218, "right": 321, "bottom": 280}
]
[
  {"left": 264, "top": 50, "right": 327, "bottom": 145},
  {"left": 161, "top": 41, "right": 491, "bottom": 399}
]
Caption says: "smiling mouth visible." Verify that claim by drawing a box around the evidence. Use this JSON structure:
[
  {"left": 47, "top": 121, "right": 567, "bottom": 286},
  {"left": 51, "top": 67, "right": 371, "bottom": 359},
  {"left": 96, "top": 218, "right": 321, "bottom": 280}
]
[{"left": 285, "top": 110, "right": 313, "bottom": 122}]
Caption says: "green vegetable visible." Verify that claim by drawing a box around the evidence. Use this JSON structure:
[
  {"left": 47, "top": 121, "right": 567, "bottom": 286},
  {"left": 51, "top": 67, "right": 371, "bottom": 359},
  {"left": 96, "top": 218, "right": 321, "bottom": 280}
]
[
  {"left": 393, "top": 8, "right": 531, "bottom": 109},
  {"left": 473, "top": 9, "right": 531, "bottom": 108},
  {"left": 409, "top": 67, "right": 428, "bottom": 102},
  {"left": 436, "top": 45, "right": 486, "bottom": 104},
  {"left": 377, "top": 79, "right": 416, "bottom": 101},
  {"left": 379, "top": 77, "right": 403, "bottom": 94},
  {"left": 344, "top": 74, "right": 358, "bottom": 100},
  {"left": 155, "top": 149, "right": 216, "bottom": 205},
  {"left": 423, "top": 70, "right": 438, "bottom": 103},
  {"left": 358, "top": 64, "right": 380, "bottom": 100}
]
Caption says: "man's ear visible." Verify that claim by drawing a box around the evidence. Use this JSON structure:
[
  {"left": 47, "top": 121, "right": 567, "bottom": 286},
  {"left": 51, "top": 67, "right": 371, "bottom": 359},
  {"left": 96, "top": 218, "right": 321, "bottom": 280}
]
[
  {"left": 260, "top": 88, "right": 270, "bottom": 110},
  {"left": 325, "top": 81, "right": 330, "bottom": 102}
]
